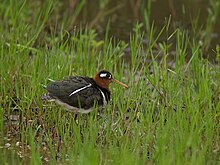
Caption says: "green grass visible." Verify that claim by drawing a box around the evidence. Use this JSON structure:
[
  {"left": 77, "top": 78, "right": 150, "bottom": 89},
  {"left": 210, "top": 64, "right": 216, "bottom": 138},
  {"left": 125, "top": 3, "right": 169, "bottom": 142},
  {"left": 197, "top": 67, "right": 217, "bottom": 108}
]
[{"left": 0, "top": 0, "right": 220, "bottom": 164}]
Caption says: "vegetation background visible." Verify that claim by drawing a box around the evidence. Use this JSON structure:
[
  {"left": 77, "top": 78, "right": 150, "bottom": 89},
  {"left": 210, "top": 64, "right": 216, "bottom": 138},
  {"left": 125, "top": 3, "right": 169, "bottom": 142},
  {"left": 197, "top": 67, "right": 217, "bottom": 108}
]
[{"left": 0, "top": 0, "right": 220, "bottom": 164}]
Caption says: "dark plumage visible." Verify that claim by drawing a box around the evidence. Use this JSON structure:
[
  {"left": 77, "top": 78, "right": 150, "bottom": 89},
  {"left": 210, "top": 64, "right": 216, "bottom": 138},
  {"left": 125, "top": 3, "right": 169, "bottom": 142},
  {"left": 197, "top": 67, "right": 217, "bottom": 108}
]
[{"left": 42, "top": 70, "right": 128, "bottom": 113}]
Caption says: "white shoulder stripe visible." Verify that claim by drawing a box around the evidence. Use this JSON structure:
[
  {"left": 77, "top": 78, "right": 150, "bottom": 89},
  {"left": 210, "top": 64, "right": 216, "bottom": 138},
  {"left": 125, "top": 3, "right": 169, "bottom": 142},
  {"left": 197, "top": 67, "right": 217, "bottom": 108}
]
[{"left": 69, "top": 84, "right": 92, "bottom": 96}]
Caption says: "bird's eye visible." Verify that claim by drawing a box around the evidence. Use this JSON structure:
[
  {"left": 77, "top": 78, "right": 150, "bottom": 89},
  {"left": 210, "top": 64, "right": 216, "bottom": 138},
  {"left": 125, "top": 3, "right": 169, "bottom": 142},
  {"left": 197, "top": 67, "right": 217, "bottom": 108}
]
[{"left": 107, "top": 74, "right": 112, "bottom": 79}]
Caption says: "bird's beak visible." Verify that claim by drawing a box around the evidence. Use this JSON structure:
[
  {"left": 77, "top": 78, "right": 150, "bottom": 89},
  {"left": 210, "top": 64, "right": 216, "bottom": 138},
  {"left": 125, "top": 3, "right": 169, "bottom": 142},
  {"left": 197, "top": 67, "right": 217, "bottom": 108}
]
[{"left": 112, "top": 79, "right": 129, "bottom": 89}]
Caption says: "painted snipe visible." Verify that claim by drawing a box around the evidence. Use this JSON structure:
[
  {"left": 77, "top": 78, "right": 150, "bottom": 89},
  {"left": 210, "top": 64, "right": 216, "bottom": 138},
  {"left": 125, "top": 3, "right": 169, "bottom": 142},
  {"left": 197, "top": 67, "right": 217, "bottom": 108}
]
[{"left": 42, "top": 70, "right": 128, "bottom": 113}]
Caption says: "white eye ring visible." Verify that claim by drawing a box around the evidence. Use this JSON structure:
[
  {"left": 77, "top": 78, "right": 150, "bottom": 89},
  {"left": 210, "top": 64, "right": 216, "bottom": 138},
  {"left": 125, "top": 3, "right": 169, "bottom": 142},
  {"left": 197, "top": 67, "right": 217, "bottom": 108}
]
[
  {"left": 100, "top": 73, "right": 107, "bottom": 78},
  {"left": 99, "top": 73, "right": 112, "bottom": 79}
]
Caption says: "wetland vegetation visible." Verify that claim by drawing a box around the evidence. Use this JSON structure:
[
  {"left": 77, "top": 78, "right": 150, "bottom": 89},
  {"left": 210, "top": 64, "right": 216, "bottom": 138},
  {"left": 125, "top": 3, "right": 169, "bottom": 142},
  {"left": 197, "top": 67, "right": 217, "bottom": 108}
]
[{"left": 0, "top": 0, "right": 220, "bottom": 164}]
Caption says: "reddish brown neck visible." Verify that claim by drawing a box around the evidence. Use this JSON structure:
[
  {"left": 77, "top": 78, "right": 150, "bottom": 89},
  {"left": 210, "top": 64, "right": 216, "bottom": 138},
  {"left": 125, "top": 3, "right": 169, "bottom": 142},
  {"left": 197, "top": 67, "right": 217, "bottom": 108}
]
[{"left": 94, "top": 74, "right": 111, "bottom": 91}]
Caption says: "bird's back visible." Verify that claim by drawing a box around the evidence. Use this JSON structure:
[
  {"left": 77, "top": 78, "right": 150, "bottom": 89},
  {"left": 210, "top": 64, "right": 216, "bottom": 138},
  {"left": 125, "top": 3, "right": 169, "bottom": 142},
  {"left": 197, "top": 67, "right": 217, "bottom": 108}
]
[{"left": 43, "top": 76, "right": 109, "bottom": 111}]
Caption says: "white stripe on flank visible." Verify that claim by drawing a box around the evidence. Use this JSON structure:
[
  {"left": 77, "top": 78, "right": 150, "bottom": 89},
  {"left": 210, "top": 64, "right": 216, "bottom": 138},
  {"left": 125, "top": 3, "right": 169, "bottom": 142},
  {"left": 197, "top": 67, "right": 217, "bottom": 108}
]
[
  {"left": 69, "top": 84, "right": 92, "bottom": 96},
  {"left": 97, "top": 87, "right": 107, "bottom": 106}
]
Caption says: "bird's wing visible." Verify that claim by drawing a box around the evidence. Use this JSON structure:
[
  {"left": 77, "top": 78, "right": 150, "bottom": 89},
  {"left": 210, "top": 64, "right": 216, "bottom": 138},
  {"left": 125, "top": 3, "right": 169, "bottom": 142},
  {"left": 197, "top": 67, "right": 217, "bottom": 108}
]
[{"left": 46, "top": 77, "right": 102, "bottom": 109}]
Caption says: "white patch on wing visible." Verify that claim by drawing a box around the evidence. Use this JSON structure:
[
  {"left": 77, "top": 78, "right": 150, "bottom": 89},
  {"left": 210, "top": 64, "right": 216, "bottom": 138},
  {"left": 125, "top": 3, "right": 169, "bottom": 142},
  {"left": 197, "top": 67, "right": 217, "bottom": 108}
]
[
  {"left": 99, "top": 73, "right": 107, "bottom": 78},
  {"left": 69, "top": 84, "right": 92, "bottom": 96}
]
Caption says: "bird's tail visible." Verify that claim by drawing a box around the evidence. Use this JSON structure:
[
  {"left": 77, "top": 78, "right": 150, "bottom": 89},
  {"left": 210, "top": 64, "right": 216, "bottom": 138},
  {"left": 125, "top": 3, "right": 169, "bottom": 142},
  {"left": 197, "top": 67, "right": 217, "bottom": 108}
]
[{"left": 41, "top": 94, "right": 53, "bottom": 101}]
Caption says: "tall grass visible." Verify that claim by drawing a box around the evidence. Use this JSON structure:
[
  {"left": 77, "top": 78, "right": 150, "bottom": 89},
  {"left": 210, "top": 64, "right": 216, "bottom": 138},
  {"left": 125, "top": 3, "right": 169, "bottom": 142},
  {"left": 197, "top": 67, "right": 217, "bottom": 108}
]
[{"left": 0, "top": 0, "right": 219, "bottom": 164}]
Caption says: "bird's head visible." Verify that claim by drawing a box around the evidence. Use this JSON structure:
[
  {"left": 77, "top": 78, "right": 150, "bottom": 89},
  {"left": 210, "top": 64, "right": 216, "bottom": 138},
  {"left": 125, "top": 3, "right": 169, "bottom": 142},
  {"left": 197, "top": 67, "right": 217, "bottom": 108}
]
[{"left": 94, "top": 70, "right": 128, "bottom": 90}]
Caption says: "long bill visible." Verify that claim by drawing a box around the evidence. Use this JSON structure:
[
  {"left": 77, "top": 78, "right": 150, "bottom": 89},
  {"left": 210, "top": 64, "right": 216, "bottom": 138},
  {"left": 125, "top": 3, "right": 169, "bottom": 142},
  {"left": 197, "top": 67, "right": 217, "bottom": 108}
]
[{"left": 112, "top": 79, "right": 129, "bottom": 89}]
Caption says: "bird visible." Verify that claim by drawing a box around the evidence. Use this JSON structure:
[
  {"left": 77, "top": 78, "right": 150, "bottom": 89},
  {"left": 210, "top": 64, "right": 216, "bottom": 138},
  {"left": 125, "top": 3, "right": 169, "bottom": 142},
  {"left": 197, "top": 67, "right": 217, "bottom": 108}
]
[{"left": 42, "top": 70, "right": 128, "bottom": 113}]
